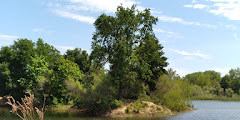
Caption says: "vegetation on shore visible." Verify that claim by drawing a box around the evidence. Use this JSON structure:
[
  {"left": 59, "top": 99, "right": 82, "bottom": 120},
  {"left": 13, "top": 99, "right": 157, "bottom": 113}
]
[
  {"left": 0, "top": 5, "right": 193, "bottom": 119},
  {"left": 184, "top": 69, "right": 240, "bottom": 101}
]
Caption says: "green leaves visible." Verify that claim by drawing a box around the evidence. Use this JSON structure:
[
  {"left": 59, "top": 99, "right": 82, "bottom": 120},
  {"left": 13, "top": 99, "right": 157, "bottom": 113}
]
[
  {"left": 64, "top": 48, "right": 90, "bottom": 73},
  {"left": 91, "top": 5, "right": 168, "bottom": 99}
]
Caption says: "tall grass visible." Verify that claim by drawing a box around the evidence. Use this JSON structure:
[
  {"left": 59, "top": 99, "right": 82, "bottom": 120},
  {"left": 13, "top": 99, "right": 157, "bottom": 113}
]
[{"left": 5, "top": 92, "right": 46, "bottom": 120}]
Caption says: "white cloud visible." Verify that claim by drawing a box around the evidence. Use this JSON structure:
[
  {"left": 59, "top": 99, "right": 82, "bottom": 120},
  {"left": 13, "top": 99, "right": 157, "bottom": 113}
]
[
  {"left": 184, "top": 5, "right": 193, "bottom": 8},
  {"left": 209, "top": 1, "right": 240, "bottom": 20},
  {"left": 49, "top": 0, "right": 215, "bottom": 29},
  {"left": 173, "top": 68, "right": 192, "bottom": 77},
  {"left": 185, "top": 0, "right": 240, "bottom": 20},
  {"left": 212, "top": 67, "right": 231, "bottom": 76},
  {"left": 184, "top": 4, "right": 207, "bottom": 9},
  {"left": 0, "top": 34, "right": 19, "bottom": 46},
  {"left": 49, "top": 0, "right": 140, "bottom": 24},
  {"left": 53, "top": 10, "right": 95, "bottom": 24},
  {"left": 157, "top": 15, "right": 216, "bottom": 28},
  {"left": 154, "top": 28, "right": 183, "bottom": 39},
  {"left": 68, "top": 0, "right": 137, "bottom": 13},
  {"left": 0, "top": 34, "right": 18, "bottom": 40},
  {"left": 193, "top": 4, "right": 208, "bottom": 9},
  {"left": 168, "top": 48, "right": 212, "bottom": 59},
  {"left": 54, "top": 45, "right": 90, "bottom": 54}
]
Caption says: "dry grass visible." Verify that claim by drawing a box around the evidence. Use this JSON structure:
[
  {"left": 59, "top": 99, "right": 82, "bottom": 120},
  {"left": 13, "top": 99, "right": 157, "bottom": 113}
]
[{"left": 5, "top": 92, "right": 46, "bottom": 120}]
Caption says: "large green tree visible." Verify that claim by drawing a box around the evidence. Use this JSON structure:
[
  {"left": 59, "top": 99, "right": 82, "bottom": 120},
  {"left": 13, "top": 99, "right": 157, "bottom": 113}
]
[
  {"left": 91, "top": 5, "right": 168, "bottom": 99},
  {"left": 136, "top": 32, "right": 168, "bottom": 91}
]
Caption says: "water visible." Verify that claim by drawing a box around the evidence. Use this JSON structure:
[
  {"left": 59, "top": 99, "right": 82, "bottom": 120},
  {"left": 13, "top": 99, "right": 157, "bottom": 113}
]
[
  {"left": 1, "top": 101, "right": 240, "bottom": 120},
  {"left": 169, "top": 100, "right": 240, "bottom": 120}
]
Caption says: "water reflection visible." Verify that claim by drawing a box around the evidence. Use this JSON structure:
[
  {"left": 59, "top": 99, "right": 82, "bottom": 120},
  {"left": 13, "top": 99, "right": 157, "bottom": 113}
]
[{"left": 2, "top": 101, "right": 240, "bottom": 120}]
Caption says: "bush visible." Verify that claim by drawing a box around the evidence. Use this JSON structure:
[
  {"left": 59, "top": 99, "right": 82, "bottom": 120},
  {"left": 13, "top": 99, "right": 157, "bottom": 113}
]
[
  {"left": 111, "top": 99, "right": 123, "bottom": 109},
  {"left": 151, "top": 75, "right": 191, "bottom": 112},
  {"left": 164, "top": 85, "right": 186, "bottom": 112},
  {"left": 124, "top": 101, "right": 148, "bottom": 114},
  {"left": 225, "top": 88, "right": 234, "bottom": 97}
]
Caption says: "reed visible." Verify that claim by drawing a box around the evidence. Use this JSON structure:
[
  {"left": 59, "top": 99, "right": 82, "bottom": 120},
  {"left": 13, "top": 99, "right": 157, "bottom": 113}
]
[{"left": 5, "top": 92, "right": 46, "bottom": 120}]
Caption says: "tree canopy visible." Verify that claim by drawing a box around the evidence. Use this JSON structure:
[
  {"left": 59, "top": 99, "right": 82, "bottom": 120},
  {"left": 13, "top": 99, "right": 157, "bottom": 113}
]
[{"left": 91, "top": 5, "right": 168, "bottom": 99}]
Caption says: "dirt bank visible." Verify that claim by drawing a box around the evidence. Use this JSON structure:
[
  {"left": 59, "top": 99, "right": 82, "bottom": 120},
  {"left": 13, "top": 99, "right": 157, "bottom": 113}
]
[{"left": 108, "top": 101, "right": 175, "bottom": 117}]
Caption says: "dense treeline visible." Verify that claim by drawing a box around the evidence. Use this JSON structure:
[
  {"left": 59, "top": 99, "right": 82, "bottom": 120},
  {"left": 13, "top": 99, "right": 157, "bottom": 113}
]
[
  {"left": 184, "top": 69, "right": 240, "bottom": 100},
  {"left": 0, "top": 5, "right": 192, "bottom": 114}
]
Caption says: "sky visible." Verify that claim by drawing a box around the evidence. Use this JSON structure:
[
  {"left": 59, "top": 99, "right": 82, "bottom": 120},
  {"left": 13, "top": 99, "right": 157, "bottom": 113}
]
[{"left": 1, "top": 0, "right": 240, "bottom": 77}]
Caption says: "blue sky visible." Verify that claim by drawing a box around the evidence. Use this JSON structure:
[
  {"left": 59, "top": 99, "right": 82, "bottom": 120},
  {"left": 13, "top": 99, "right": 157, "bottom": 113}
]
[{"left": 1, "top": 0, "right": 240, "bottom": 76}]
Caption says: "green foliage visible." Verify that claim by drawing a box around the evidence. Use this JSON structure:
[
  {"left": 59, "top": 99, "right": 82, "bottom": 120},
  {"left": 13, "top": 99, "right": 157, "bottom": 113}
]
[
  {"left": 151, "top": 73, "right": 192, "bottom": 112},
  {"left": 186, "top": 68, "right": 240, "bottom": 101},
  {"left": 64, "top": 48, "right": 90, "bottom": 73},
  {"left": 0, "top": 62, "right": 11, "bottom": 96},
  {"left": 18, "top": 55, "right": 49, "bottom": 91},
  {"left": 112, "top": 99, "right": 123, "bottom": 109},
  {"left": 50, "top": 56, "right": 84, "bottom": 104},
  {"left": 91, "top": 5, "right": 167, "bottom": 99},
  {"left": 124, "top": 101, "right": 148, "bottom": 114},
  {"left": 221, "top": 75, "right": 231, "bottom": 92},
  {"left": 185, "top": 70, "right": 221, "bottom": 87},
  {"left": 35, "top": 38, "right": 60, "bottom": 64}
]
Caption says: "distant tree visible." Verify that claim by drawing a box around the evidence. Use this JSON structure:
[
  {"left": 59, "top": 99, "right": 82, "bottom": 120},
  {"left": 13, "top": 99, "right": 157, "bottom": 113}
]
[
  {"left": 220, "top": 75, "right": 231, "bottom": 92},
  {"left": 64, "top": 48, "right": 90, "bottom": 73},
  {"left": 185, "top": 70, "right": 221, "bottom": 87},
  {"left": 203, "top": 70, "right": 221, "bottom": 83},
  {"left": 228, "top": 68, "right": 240, "bottom": 93},
  {"left": 0, "top": 46, "right": 12, "bottom": 63}
]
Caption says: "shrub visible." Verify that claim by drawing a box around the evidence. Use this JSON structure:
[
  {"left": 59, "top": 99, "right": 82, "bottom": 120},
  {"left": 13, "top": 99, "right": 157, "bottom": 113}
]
[{"left": 225, "top": 88, "right": 234, "bottom": 97}]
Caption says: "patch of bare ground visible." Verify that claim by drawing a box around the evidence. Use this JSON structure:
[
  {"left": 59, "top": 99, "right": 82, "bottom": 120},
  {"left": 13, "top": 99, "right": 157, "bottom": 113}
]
[{"left": 109, "top": 101, "right": 174, "bottom": 117}]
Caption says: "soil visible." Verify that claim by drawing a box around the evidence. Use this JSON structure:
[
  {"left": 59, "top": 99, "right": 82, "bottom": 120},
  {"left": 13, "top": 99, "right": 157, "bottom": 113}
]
[{"left": 108, "top": 101, "right": 174, "bottom": 117}]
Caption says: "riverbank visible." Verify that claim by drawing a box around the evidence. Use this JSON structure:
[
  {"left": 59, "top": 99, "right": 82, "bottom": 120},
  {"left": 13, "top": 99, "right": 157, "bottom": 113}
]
[
  {"left": 0, "top": 96, "right": 194, "bottom": 118},
  {"left": 45, "top": 100, "right": 194, "bottom": 118},
  {"left": 191, "top": 95, "right": 240, "bottom": 101},
  {"left": 108, "top": 101, "right": 173, "bottom": 117},
  {"left": 107, "top": 100, "right": 194, "bottom": 118}
]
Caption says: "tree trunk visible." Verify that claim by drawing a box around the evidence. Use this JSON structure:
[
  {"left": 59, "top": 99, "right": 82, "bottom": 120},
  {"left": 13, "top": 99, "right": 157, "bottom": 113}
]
[{"left": 118, "top": 82, "right": 123, "bottom": 100}]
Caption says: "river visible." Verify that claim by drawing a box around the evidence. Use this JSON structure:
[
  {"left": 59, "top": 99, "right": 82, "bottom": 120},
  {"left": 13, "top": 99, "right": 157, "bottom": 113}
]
[{"left": 1, "top": 101, "right": 240, "bottom": 120}]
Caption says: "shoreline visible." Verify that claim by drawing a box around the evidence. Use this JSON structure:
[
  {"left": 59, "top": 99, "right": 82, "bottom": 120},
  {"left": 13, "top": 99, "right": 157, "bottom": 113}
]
[{"left": 0, "top": 98, "right": 195, "bottom": 118}]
